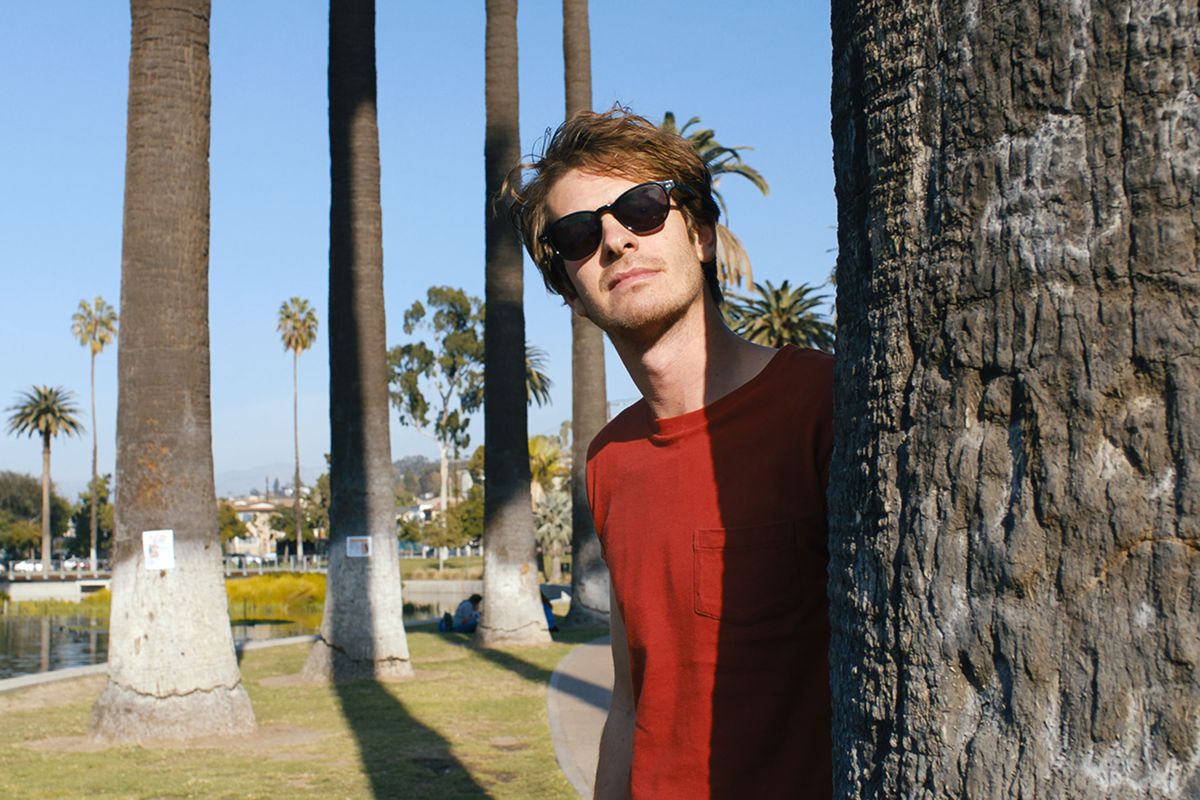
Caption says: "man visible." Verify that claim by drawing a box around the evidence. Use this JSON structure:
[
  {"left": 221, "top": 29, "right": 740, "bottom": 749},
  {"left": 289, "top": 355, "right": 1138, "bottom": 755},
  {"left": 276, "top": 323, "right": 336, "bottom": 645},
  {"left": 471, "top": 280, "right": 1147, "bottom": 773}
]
[{"left": 510, "top": 109, "right": 833, "bottom": 798}]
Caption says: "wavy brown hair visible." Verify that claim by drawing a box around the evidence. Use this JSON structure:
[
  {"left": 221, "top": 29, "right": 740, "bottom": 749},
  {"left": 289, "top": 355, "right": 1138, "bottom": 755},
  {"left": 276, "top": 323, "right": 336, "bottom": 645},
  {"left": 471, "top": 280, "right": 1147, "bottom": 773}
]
[{"left": 504, "top": 107, "right": 722, "bottom": 304}]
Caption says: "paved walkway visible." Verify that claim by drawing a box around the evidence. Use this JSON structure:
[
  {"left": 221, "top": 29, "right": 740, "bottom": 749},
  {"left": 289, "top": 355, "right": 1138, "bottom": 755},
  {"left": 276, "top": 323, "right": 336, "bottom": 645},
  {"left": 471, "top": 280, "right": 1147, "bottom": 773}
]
[{"left": 547, "top": 635, "right": 613, "bottom": 799}]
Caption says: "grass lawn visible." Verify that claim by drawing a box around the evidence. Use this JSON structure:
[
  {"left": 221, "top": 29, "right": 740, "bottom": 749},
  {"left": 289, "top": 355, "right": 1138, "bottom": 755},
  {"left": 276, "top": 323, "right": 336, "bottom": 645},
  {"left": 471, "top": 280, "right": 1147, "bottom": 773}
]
[{"left": 0, "top": 623, "right": 606, "bottom": 799}]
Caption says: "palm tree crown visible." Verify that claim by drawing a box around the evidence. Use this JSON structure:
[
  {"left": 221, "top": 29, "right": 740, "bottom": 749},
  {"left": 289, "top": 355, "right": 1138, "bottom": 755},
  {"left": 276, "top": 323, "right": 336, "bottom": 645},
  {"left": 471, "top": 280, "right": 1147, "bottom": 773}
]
[
  {"left": 71, "top": 297, "right": 119, "bottom": 355},
  {"left": 7, "top": 386, "right": 84, "bottom": 441},
  {"left": 724, "top": 280, "right": 835, "bottom": 351},
  {"left": 525, "top": 342, "right": 553, "bottom": 407},
  {"left": 277, "top": 297, "right": 318, "bottom": 354}
]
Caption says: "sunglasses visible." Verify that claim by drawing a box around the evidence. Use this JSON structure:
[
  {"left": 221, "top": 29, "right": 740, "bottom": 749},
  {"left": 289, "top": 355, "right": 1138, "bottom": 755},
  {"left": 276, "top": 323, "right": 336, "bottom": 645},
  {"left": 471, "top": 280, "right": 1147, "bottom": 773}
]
[{"left": 540, "top": 180, "right": 691, "bottom": 262}]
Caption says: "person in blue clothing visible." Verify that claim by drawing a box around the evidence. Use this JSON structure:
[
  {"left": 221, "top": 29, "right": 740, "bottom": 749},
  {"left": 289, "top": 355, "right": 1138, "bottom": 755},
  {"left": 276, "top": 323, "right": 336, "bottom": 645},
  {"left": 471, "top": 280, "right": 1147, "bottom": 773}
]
[{"left": 541, "top": 591, "right": 560, "bottom": 633}]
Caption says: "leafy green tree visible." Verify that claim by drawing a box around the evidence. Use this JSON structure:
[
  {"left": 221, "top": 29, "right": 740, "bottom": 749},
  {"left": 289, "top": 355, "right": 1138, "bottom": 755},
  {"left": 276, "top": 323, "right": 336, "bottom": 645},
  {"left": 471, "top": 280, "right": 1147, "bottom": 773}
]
[
  {"left": 724, "top": 280, "right": 835, "bottom": 351},
  {"left": 525, "top": 342, "right": 553, "bottom": 407},
  {"left": 69, "top": 474, "right": 114, "bottom": 559},
  {"left": 71, "top": 296, "right": 118, "bottom": 570},
  {"left": 534, "top": 489, "right": 572, "bottom": 584},
  {"left": 388, "top": 286, "right": 484, "bottom": 543},
  {"left": 0, "top": 471, "right": 70, "bottom": 560},
  {"left": 659, "top": 111, "right": 770, "bottom": 289},
  {"left": 217, "top": 501, "right": 248, "bottom": 544},
  {"left": 277, "top": 296, "right": 318, "bottom": 562},
  {"left": 6, "top": 386, "right": 83, "bottom": 571},
  {"left": 528, "top": 434, "right": 567, "bottom": 508}
]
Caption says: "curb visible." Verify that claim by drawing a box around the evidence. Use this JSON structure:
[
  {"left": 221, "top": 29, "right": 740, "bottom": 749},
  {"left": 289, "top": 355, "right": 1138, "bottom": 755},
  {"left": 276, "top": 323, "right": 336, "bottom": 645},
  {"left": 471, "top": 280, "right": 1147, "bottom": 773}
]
[{"left": 547, "top": 634, "right": 612, "bottom": 799}]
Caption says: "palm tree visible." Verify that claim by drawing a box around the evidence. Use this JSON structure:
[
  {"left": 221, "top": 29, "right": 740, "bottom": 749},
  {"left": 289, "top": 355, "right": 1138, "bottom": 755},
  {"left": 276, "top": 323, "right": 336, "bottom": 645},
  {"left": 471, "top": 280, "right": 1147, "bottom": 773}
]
[
  {"left": 303, "top": 0, "right": 413, "bottom": 681},
  {"left": 528, "top": 434, "right": 566, "bottom": 509},
  {"left": 90, "top": 0, "right": 255, "bottom": 742},
  {"left": 562, "top": 0, "right": 611, "bottom": 624},
  {"left": 724, "top": 280, "right": 835, "bottom": 351},
  {"left": 277, "top": 296, "right": 317, "bottom": 564},
  {"left": 525, "top": 342, "right": 553, "bottom": 407},
  {"left": 6, "top": 386, "right": 83, "bottom": 573},
  {"left": 71, "top": 296, "right": 118, "bottom": 572},
  {"left": 534, "top": 489, "right": 571, "bottom": 584},
  {"left": 659, "top": 112, "right": 770, "bottom": 288},
  {"left": 481, "top": 0, "right": 551, "bottom": 646}
]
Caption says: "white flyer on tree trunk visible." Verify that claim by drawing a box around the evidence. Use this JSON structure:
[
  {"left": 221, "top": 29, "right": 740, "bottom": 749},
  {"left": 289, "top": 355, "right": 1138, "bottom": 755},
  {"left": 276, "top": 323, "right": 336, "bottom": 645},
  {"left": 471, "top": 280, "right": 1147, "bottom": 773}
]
[
  {"left": 345, "top": 536, "right": 372, "bottom": 557},
  {"left": 142, "top": 529, "right": 175, "bottom": 570}
]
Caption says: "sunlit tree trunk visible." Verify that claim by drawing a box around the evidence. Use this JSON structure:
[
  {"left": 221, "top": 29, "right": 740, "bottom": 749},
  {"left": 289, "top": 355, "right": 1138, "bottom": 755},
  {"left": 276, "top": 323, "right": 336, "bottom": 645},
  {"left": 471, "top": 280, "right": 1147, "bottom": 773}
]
[
  {"left": 480, "top": 0, "right": 551, "bottom": 646},
  {"left": 39, "top": 432, "right": 51, "bottom": 575},
  {"left": 828, "top": 1, "right": 1200, "bottom": 797},
  {"left": 91, "top": 0, "right": 255, "bottom": 742},
  {"left": 89, "top": 350, "right": 99, "bottom": 572},
  {"left": 562, "top": 0, "right": 610, "bottom": 622},
  {"left": 293, "top": 350, "right": 304, "bottom": 564},
  {"left": 302, "top": 0, "right": 413, "bottom": 681}
]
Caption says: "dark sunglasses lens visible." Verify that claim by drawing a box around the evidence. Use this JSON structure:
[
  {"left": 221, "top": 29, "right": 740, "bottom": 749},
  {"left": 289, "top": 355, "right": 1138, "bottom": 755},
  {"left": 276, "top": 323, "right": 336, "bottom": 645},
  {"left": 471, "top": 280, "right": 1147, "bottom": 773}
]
[
  {"left": 550, "top": 212, "right": 602, "bottom": 261},
  {"left": 614, "top": 183, "right": 671, "bottom": 232}
]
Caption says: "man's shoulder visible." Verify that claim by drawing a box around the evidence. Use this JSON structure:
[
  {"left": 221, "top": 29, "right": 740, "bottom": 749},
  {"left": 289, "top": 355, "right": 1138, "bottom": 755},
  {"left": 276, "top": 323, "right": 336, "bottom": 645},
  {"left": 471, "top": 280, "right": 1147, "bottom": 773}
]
[
  {"left": 774, "top": 345, "right": 834, "bottom": 380},
  {"left": 586, "top": 400, "right": 651, "bottom": 464}
]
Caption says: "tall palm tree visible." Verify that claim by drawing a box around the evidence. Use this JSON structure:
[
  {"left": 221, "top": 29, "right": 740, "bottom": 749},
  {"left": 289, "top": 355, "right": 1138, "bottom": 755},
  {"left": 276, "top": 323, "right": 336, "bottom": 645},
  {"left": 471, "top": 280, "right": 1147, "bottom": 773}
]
[
  {"left": 525, "top": 342, "right": 553, "bottom": 407},
  {"left": 481, "top": 0, "right": 551, "bottom": 646},
  {"left": 6, "top": 386, "right": 83, "bottom": 573},
  {"left": 659, "top": 112, "right": 770, "bottom": 288},
  {"left": 534, "top": 488, "right": 571, "bottom": 584},
  {"left": 71, "top": 296, "right": 118, "bottom": 572},
  {"left": 302, "top": 0, "right": 413, "bottom": 681},
  {"left": 724, "top": 280, "right": 835, "bottom": 351},
  {"left": 277, "top": 296, "right": 318, "bottom": 564},
  {"left": 562, "top": 0, "right": 611, "bottom": 623},
  {"left": 91, "top": 0, "right": 255, "bottom": 742}
]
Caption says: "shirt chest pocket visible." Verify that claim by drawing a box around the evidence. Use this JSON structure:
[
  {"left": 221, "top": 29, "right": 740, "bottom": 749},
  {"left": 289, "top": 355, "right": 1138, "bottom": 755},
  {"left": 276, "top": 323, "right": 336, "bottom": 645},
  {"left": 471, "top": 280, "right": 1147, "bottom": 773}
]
[{"left": 693, "top": 521, "right": 799, "bottom": 624}]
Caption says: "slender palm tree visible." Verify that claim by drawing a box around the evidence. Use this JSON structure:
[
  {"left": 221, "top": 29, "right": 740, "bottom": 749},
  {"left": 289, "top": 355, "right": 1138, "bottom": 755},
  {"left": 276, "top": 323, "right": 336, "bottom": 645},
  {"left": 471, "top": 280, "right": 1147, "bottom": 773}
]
[
  {"left": 660, "top": 112, "right": 770, "bottom": 288},
  {"left": 71, "top": 296, "right": 118, "bottom": 572},
  {"left": 277, "top": 296, "right": 317, "bottom": 564},
  {"left": 302, "top": 0, "right": 413, "bottom": 681},
  {"left": 534, "top": 488, "right": 571, "bottom": 584},
  {"left": 481, "top": 0, "right": 551, "bottom": 646},
  {"left": 90, "top": 0, "right": 255, "bottom": 743},
  {"left": 6, "top": 386, "right": 83, "bottom": 573},
  {"left": 562, "top": 0, "right": 611, "bottom": 624},
  {"left": 525, "top": 342, "right": 553, "bottom": 407},
  {"left": 724, "top": 279, "right": 835, "bottom": 351}
]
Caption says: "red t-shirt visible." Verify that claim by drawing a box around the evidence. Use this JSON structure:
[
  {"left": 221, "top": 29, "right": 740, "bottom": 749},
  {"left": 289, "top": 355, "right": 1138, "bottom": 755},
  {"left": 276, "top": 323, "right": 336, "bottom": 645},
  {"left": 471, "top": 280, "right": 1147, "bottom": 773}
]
[{"left": 588, "top": 346, "right": 834, "bottom": 799}]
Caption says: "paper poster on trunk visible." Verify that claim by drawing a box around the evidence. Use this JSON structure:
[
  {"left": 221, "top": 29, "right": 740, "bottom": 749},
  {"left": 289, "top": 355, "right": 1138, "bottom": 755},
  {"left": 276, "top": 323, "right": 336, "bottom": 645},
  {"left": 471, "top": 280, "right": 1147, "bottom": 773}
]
[
  {"left": 345, "top": 536, "right": 372, "bottom": 558},
  {"left": 142, "top": 529, "right": 175, "bottom": 570}
]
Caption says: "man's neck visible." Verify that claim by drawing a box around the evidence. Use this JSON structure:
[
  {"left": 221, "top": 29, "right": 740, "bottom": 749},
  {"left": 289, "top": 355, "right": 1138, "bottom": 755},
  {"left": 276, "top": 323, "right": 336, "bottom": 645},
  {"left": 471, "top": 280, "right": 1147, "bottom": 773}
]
[{"left": 609, "top": 297, "right": 778, "bottom": 420}]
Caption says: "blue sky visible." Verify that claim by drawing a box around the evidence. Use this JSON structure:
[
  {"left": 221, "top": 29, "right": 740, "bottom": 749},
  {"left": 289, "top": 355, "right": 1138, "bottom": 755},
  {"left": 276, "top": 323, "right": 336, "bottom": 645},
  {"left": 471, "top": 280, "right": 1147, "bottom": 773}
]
[{"left": 0, "top": 1, "right": 836, "bottom": 497}]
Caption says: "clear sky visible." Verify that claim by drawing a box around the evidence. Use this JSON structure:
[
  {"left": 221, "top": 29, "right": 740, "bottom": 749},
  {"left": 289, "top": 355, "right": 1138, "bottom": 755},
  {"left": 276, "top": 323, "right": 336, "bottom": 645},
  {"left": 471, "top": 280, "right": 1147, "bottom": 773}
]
[{"left": 0, "top": 1, "right": 836, "bottom": 498}]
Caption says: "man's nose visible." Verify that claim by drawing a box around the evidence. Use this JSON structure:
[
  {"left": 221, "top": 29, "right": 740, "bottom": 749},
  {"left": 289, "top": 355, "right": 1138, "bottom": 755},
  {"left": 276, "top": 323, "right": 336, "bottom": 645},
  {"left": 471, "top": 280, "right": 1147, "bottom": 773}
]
[{"left": 598, "top": 212, "right": 637, "bottom": 263}]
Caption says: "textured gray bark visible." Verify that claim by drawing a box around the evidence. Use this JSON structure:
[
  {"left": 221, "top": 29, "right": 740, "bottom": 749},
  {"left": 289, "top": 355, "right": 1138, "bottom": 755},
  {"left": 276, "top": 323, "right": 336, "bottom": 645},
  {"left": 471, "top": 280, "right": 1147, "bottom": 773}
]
[
  {"left": 480, "top": 0, "right": 552, "bottom": 646},
  {"left": 829, "top": 2, "right": 1200, "bottom": 797},
  {"left": 92, "top": 0, "right": 255, "bottom": 742},
  {"left": 563, "top": 0, "right": 611, "bottom": 621},
  {"left": 303, "top": 0, "right": 412, "bottom": 681}
]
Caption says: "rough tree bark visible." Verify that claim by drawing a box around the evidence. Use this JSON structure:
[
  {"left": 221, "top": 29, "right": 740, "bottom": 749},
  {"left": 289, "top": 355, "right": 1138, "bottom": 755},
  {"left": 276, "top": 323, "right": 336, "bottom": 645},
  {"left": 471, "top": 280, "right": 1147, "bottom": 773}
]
[
  {"left": 91, "top": 0, "right": 256, "bottom": 742},
  {"left": 562, "top": 0, "right": 611, "bottom": 622},
  {"left": 828, "top": 2, "right": 1200, "bottom": 797},
  {"left": 480, "top": 0, "right": 552, "bottom": 646},
  {"left": 302, "top": 0, "right": 413, "bottom": 681}
]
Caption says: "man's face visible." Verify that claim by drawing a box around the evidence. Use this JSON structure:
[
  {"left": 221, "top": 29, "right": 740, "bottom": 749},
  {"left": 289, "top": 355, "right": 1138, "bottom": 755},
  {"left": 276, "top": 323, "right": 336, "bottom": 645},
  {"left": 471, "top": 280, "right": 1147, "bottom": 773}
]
[{"left": 544, "top": 169, "right": 715, "bottom": 339}]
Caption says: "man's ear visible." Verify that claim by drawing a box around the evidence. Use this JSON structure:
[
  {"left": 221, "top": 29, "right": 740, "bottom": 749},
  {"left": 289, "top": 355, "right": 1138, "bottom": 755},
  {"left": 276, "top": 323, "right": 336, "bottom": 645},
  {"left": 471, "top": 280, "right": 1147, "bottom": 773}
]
[
  {"left": 694, "top": 222, "right": 717, "bottom": 263},
  {"left": 568, "top": 295, "right": 590, "bottom": 319}
]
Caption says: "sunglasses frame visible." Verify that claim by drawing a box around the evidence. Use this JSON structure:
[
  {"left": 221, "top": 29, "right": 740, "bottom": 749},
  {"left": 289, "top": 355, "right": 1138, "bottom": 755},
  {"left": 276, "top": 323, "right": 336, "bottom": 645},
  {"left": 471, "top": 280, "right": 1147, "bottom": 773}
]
[{"left": 539, "top": 180, "right": 690, "bottom": 263}]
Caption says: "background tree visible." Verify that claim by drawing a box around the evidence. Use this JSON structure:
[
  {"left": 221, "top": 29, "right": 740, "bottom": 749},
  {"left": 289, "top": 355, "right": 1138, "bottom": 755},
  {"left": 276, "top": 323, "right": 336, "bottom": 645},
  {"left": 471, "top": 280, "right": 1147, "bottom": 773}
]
[
  {"left": 303, "top": 0, "right": 413, "bottom": 681},
  {"left": 829, "top": 2, "right": 1199, "bottom": 797},
  {"left": 723, "top": 279, "right": 835, "bottom": 351},
  {"left": 91, "top": 0, "right": 255, "bottom": 742},
  {"left": 6, "top": 386, "right": 83, "bottom": 572},
  {"left": 388, "top": 285, "right": 483, "bottom": 542},
  {"left": 534, "top": 488, "right": 571, "bottom": 584},
  {"left": 71, "top": 296, "right": 118, "bottom": 571},
  {"left": 525, "top": 342, "right": 553, "bottom": 407},
  {"left": 68, "top": 474, "right": 113, "bottom": 559},
  {"left": 481, "top": 0, "right": 551, "bottom": 645},
  {"left": 659, "top": 111, "right": 769, "bottom": 288},
  {"left": 562, "top": 0, "right": 611, "bottom": 624},
  {"left": 277, "top": 296, "right": 318, "bottom": 564},
  {"left": 0, "top": 471, "right": 70, "bottom": 561},
  {"left": 217, "top": 500, "right": 248, "bottom": 544},
  {"left": 528, "top": 433, "right": 566, "bottom": 509}
]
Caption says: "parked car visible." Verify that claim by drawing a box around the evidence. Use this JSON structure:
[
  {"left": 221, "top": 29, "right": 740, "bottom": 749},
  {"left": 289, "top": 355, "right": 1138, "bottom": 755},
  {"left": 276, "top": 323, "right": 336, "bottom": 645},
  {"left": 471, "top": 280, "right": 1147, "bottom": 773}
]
[
  {"left": 12, "top": 560, "right": 43, "bottom": 573},
  {"left": 63, "top": 556, "right": 88, "bottom": 570}
]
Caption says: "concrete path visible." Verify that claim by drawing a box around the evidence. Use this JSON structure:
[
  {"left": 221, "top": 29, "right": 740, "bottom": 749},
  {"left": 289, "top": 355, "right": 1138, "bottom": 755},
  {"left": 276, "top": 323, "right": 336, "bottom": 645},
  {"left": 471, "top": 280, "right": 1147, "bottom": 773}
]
[{"left": 547, "top": 635, "right": 613, "bottom": 799}]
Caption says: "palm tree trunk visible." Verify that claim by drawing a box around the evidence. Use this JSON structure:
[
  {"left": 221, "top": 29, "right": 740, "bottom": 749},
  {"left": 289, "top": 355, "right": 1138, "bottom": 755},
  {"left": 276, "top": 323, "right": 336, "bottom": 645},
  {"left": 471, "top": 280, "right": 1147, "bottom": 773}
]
[
  {"left": 40, "top": 431, "right": 51, "bottom": 576},
  {"left": 829, "top": 2, "right": 1200, "bottom": 796},
  {"left": 480, "top": 0, "right": 551, "bottom": 646},
  {"left": 89, "top": 350, "right": 99, "bottom": 573},
  {"left": 91, "top": 0, "right": 255, "bottom": 742},
  {"left": 293, "top": 350, "right": 304, "bottom": 564},
  {"left": 562, "top": 0, "right": 610, "bottom": 623},
  {"left": 302, "top": 0, "right": 413, "bottom": 681}
]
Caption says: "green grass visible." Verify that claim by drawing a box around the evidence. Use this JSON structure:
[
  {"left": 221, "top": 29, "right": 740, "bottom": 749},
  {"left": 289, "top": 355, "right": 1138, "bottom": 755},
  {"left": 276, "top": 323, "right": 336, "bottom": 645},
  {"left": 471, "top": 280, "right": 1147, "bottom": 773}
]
[{"left": 0, "top": 623, "right": 607, "bottom": 799}]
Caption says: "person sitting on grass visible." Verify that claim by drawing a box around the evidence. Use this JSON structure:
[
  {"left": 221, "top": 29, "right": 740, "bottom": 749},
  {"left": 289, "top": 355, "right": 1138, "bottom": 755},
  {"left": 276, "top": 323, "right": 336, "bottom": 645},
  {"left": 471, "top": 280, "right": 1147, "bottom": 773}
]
[{"left": 442, "top": 593, "right": 482, "bottom": 633}]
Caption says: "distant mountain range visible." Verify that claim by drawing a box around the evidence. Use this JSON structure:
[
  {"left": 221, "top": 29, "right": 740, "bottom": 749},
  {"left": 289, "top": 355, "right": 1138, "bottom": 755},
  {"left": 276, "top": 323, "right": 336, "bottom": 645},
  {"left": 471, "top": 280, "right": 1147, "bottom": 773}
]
[{"left": 215, "top": 463, "right": 322, "bottom": 498}]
